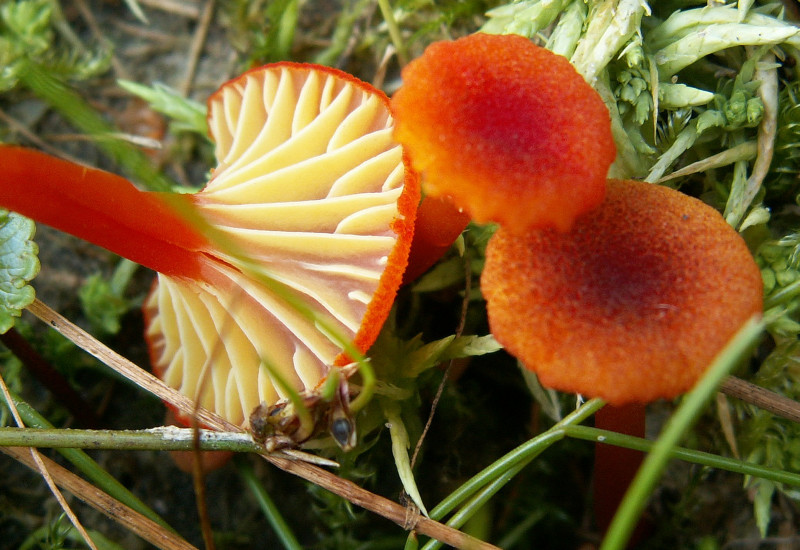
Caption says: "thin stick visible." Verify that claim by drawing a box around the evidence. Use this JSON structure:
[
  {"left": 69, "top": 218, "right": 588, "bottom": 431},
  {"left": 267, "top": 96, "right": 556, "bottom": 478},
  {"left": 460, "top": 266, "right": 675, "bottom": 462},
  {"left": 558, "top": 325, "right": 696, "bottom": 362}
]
[
  {"left": 266, "top": 453, "right": 499, "bottom": 550},
  {"left": 1, "top": 446, "right": 196, "bottom": 549},
  {"left": 137, "top": 0, "right": 201, "bottom": 18},
  {"left": 720, "top": 376, "right": 800, "bottom": 424},
  {"left": 26, "top": 299, "right": 495, "bottom": 549},
  {"left": 0, "top": 108, "right": 85, "bottom": 164},
  {"left": 26, "top": 299, "right": 226, "bottom": 430},
  {"left": 180, "top": 0, "right": 215, "bottom": 97},
  {"left": 411, "top": 252, "right": 472, "bottom": 469}
]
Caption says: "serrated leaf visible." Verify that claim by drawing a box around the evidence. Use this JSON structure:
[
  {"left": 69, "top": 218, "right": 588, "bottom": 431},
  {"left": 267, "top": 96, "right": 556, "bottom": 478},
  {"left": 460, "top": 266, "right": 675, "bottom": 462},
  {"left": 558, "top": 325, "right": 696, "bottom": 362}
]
[
  {"left": 0, "top": 210, "right": 39, "bottom": 333},
  {"left": 117, "top": 79, "right": 208, "bottom": 136}
]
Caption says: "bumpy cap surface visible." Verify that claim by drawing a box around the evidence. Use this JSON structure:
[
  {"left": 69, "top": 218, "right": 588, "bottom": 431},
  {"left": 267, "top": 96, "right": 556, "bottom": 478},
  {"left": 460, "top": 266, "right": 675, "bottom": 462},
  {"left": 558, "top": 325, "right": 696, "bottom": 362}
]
[
  {"left": 144, "top": 63, "right": 419, "bottom": 426},
  {"left": 392, "top": 33, "right": 616, "bottom": 233},
  {"left": 481, "top": 179, "right": 763, "bottom": 405}
]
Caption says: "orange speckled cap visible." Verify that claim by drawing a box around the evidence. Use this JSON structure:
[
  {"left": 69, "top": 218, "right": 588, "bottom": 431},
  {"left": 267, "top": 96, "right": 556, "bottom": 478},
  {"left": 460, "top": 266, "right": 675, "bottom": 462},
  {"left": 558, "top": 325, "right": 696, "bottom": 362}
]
[
  {"left": 481, "top": 179, "right": 763, "bottom": 405},
  {"left": 391, "top": 33, "right": 616, "bottom": 233}
]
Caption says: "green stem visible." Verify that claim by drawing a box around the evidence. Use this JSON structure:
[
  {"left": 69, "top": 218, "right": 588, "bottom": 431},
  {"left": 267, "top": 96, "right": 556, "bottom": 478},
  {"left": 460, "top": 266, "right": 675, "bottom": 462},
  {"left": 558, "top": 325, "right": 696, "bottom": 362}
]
[
  {"left": 414, "top": 399, "right": 604, "bottom": 550},
  {"left": 565, "top": 425, "right": 800, "bottom": 487},
  {"left": 377, "top": 0, "right": 408, "bottom": 66},
  {"left": 765, "top": 278, "right": 800, "bottom": 309},
  {"left": 0, "top": 426, "right": 260, "bottom": 452},
  {"left": 236, "top": 459, "right": 303, "bottom": 550},
  {"left": 600, "top": 317, "right": 763, "bottom": 550}
]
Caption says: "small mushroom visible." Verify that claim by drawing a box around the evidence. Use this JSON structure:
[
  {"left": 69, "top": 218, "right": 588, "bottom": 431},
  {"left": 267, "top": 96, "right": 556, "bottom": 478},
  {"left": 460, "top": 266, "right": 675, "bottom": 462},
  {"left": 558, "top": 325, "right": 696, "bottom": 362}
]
[
  {"left": 402, "top": 194, "right": 470, "bottom": 283},
  {"left": 481, "top": 179, "right": 764, "bottom": 405},
  {"left": 0, "top": 62, "right": 420, "bottom": 432},
  {"left": 391, "top": 33, "right": 616, "bottom": 233}
]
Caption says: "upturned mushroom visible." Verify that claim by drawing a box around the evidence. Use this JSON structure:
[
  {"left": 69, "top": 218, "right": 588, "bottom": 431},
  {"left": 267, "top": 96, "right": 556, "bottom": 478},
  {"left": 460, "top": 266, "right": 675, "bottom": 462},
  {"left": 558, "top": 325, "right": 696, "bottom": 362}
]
[
  {"left": 0, "top": 62, "right": 420, "bottom": 437},
  {"left": 391, "top": 32, "right": 616, "bottom": 233}
]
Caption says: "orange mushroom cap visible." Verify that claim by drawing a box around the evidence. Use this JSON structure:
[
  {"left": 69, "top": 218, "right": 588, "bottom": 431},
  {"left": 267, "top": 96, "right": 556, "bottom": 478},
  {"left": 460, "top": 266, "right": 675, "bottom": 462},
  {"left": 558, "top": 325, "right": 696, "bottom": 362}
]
[
  {"left": 391, "top": 33, "right": 616, "bottom": 233},
  {"left": 481, "top": 179, "right": 763, "bottom": 405},
  {"left": 144, "top": 63, "right": 419, "bottom": 426}
]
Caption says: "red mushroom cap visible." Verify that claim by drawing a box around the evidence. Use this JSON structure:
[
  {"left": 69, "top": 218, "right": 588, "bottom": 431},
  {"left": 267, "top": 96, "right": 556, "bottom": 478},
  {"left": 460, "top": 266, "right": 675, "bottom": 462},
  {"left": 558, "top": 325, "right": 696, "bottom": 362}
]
[
  {"left": 392, "top": 33, "right": 616, "bottom": 233},
  {"left": 481, "top": 179, "right": 763, "bottom": 405}
]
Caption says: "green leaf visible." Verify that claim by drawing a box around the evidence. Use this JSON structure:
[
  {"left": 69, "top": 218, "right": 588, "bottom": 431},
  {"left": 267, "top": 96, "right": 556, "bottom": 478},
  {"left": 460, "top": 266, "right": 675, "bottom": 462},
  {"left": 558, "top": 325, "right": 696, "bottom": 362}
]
[
  {"left": 78, "top": 274, "right": 132, "bottom": 336},
  {"left": 117, "top": 79, "right": 208, "bottom": 136},
  {"left": 382, "top": 399, "right": 429, "bottom": 516},
  {"left": 0, "top": 0, "right": 53, "bottom": 55},
  {"left": 753, "top": 480, "right": 775, "bottom": 537},
  {"left": 0, "top": 210, "right": 39, "bottom": 333}
]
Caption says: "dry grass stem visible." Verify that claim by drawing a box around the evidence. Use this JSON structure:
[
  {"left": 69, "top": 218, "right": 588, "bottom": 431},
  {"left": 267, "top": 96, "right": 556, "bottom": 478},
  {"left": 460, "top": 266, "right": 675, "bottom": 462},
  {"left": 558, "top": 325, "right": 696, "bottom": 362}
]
[
  {"left": 1, "top": 446, "right": 197, "bottom": 549},
  {"left": 0, "top": 373, "right": 98, "bottom": 550},
  {"left": 721, "top": 376, "right": 800, "bottom": 424},
  {"left": 137, "top": 0, "right": 202, "bottom": 19},
  {"left": 180, "top": 0, "right": 215, "bottom": 97},
  {"left": 0, "top": 108, "right": 85, "bottom": 164}
]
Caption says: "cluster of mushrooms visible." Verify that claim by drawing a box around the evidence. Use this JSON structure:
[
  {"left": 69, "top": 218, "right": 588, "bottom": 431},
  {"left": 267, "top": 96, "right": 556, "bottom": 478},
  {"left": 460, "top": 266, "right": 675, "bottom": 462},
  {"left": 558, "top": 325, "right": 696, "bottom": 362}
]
[
  {"left": 393, "top": 33, "right": 763, "bottom": 406},
  {"left": 0, "top": 32, "right": 763, "bottom": 449}
]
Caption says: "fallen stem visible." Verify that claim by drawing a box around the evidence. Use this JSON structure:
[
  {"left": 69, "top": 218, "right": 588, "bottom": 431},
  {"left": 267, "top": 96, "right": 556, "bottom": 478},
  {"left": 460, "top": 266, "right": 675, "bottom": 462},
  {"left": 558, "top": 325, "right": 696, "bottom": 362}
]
[{"left": 0, "top": 390, "right": 172, "bottom": 529}]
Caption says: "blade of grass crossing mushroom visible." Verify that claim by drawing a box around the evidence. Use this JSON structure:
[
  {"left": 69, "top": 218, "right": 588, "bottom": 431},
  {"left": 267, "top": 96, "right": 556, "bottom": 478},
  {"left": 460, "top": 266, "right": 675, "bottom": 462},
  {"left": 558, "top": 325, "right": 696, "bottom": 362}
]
[
  {"left": 600, "top": 317, "right": 764, "bottom": 550},
  {"left": 23, "top": 302, "right": 491, "bottom": 548}
]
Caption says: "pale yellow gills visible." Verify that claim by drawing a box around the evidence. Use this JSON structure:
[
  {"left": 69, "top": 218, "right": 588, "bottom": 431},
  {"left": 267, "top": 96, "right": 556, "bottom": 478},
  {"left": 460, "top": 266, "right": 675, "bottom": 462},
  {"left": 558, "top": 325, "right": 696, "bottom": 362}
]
[{"left": 143, "top": 63, "right": 419, "bottom": 427}]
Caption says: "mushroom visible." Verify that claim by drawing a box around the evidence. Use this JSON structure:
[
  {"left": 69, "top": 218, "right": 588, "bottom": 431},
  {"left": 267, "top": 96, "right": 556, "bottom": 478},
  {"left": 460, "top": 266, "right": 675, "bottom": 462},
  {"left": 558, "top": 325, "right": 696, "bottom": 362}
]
[
  {"left": 0, "top": 62, "right": 420, "bottom": 435},
  {"left": 481, "top": 178, "right": 764, "bottom": 405},
  {"left": 402, "top": 194, "right": 470, "bottom": 283},
  {"left": 391, "top": 32, "right": 616, "bottom": 233}
]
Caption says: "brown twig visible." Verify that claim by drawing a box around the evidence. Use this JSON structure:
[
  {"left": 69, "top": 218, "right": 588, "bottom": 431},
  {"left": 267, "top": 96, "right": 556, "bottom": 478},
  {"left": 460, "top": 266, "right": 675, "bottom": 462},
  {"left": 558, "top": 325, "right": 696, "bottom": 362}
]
[
  {"left": 0, "top": 108, "right": 85, "bottom": 164},
  {"left": 137, "top": 0, "right": 202, "bottom": 19},
  {"left": 180, "top": 0, "right": 215, "bottom": 97},
  {"left": 26, "top": 299, "right": 498, "bottom": 549},
  {"left": 2, "top": 446, "right": 197, "bottom": 550},
  {"left": 720, "top": 376, "right": 800, "bottom": 424}
]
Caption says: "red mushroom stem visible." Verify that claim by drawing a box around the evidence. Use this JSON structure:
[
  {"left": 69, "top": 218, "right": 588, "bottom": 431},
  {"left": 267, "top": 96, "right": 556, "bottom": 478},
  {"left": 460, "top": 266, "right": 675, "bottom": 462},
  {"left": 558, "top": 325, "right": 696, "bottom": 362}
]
[
  {"left": 594, "top": 404, "right": 647, "bottom": 540},
  {"left": 0, "top": 146, "right": 209, "bottom": 280},
  {"left": 403, "top": 194, "right": 470, "bottom": 284}
]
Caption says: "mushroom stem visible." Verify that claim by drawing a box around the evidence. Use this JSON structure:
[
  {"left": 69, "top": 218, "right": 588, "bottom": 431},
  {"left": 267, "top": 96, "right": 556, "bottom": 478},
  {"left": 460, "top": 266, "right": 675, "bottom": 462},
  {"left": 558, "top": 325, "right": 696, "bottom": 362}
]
[
  {"left": 593, "top": 403, "right": 647, "bottom": 539},
  {"left": 403, "top": 194, "right": 470, "bottom": 284},
  {"left": 0, "top": 146, "right": 209, "bottom": 280}
]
